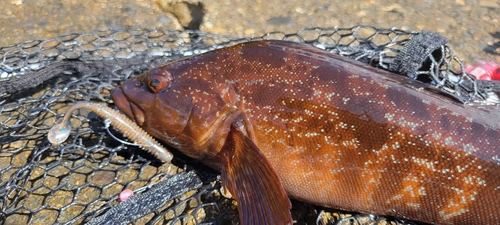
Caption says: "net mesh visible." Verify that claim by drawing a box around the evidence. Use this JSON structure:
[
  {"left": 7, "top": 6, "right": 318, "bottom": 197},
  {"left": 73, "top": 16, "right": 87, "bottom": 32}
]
[{"left": 0, "top": 26, "right": 491, "bottom": 225}]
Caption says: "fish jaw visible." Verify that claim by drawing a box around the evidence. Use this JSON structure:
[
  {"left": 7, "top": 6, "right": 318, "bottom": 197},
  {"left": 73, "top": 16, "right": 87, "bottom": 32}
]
[{"left": 112, "top": 86, "right": 145, "bottom": 126}]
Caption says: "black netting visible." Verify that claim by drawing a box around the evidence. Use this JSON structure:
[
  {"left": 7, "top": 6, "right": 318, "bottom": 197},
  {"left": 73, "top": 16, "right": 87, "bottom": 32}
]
[{"left": 0, "top": 26, "right": 493, "bottom": 225}]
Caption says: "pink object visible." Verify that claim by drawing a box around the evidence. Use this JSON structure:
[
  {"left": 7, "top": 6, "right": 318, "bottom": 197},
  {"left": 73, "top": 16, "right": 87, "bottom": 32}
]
[
  {"left": 119, "top": 189, "right": 134, "bottom": 202},
  {"left": 464, "top": 60, "right": 500, "bottom": 80}
]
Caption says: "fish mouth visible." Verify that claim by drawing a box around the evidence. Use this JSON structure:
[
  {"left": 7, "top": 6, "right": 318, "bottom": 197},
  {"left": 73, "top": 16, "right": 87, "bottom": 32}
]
[{"left": 111, "top": 87, "right": 145, "bottom": 126}]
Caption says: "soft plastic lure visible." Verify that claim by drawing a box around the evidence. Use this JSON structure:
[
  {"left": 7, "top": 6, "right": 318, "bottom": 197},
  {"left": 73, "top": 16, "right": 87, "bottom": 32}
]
[{"left": 48, "top": 101, "right": 173, "bottom": 162}]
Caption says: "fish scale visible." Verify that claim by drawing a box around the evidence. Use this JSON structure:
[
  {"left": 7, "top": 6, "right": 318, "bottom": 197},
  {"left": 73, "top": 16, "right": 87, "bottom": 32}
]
[{"left": 112, "top": 40, "right": 500, "bottom": 224}]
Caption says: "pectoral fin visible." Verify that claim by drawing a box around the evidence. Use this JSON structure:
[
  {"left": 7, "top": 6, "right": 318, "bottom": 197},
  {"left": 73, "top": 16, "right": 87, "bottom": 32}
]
[{"left": 220, "top": 125, "right": 293, "bottom": 225}]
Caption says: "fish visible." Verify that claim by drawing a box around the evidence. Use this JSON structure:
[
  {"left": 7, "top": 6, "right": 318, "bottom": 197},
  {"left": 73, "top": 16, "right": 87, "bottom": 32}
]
[{"left": 111, "top": 40, "right": 500, "bottom": 225}]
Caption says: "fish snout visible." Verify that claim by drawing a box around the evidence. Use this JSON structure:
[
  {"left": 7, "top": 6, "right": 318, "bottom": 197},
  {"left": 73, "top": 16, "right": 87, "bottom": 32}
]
[{"left": 111, "top": 87, "right": 145, "bottom": 126}]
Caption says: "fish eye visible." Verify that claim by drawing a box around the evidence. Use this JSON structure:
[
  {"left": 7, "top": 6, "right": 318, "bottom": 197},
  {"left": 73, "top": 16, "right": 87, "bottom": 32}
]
[
  {"left": 150, "top": 79, "right": 161, "bottom": 87},
  {"left": 147, "top": 68, "right": 173, "bottom": 93}
]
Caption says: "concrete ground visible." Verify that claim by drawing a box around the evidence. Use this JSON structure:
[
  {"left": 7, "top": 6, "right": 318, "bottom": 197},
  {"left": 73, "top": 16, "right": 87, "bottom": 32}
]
[{"left": 0, "top": 0, "right": 499, "bottom": 63}]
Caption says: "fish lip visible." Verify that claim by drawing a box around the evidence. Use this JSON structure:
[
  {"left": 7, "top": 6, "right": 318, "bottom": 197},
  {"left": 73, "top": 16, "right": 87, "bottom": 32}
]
[{"left": 111, "top": 87, "right": 145, "bottom": 126}]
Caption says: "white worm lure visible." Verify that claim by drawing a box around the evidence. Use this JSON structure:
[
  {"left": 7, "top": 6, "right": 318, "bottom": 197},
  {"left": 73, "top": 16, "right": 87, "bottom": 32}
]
[{"left": 48, "top": 101, "right": 173, "bottom": 163}]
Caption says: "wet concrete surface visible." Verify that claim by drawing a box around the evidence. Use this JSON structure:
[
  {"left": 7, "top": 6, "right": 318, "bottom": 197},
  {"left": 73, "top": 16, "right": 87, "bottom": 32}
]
[{"left": 0, "top": 0, "right": 499, "bottom": 63}]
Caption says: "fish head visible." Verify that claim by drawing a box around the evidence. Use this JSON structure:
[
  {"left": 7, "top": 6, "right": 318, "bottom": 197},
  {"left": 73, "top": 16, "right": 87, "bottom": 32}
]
[
  {"left": 112, "top": 60, "right": 240, "bottom": 160},
  {"left": 112, "top": 66, "right": 195, "bottom": 151}
]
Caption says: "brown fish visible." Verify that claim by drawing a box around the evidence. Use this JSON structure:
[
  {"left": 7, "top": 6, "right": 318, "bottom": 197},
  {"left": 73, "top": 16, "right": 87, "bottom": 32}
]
[{"left": 111, "top": 40, "right": 500, "bottom": 225}]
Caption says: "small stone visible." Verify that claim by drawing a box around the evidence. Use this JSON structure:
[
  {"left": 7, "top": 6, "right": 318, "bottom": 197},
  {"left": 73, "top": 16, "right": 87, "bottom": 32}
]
[
  {"left": 10, "top": 0, "right": 22, "bottom": 5},
  {"left": 479, "top": 0, "right": 499, "bottom": 8},
  {"left": 266, "top": 16, "right": 293, "bottom": 26}
]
